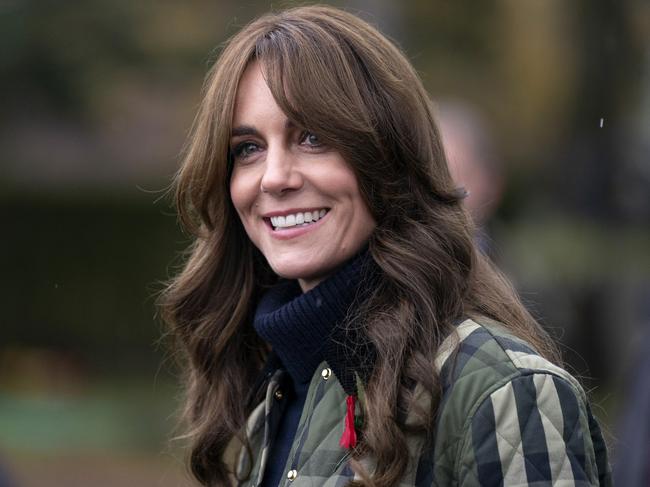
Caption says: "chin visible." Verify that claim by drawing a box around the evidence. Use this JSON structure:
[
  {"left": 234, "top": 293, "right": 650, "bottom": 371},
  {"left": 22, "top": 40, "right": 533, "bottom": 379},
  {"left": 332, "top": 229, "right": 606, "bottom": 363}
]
[
  {"left": 272, "top": 265, "right": 321, "bottom": 281},
  {"left": 269, "top": 259, "right": 330, "bottom": 283}
]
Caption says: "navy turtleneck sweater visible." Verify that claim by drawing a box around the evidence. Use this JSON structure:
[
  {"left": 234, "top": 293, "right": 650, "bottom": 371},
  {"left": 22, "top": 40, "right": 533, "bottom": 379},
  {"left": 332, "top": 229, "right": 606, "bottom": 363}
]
[{"left": 253, "top": 253, "right": 372, "bottom": 487}]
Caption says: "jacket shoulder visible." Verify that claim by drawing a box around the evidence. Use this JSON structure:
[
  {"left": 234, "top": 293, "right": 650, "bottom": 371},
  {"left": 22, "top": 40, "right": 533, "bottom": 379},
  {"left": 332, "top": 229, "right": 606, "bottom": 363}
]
[
  {"left": 436, "top": 317, "right": 581, "bottom": 394},
  {"left": 426, "top": 318, "right": 611, "bottom": 486}
]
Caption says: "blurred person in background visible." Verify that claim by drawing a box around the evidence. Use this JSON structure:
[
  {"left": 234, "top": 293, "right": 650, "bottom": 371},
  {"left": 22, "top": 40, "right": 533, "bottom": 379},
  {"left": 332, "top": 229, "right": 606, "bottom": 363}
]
[
  {"left": 160, "top": 5, "right": 611, "bottom": 487},
  {"left": 436, "top": 100, "right": 505, "bottom": 254}
]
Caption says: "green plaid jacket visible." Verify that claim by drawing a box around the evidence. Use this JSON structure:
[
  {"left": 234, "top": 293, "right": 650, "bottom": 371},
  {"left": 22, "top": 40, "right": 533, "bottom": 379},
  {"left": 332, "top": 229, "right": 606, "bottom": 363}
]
[{"left": 235, "top": 318, "right": 612, "bottom": 486}]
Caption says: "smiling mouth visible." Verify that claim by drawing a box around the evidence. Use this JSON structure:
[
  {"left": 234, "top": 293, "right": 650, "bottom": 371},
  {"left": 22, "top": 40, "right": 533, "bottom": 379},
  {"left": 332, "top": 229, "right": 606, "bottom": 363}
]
[{"left": 266, "top": 209, "right": 330, "bottom": 231}]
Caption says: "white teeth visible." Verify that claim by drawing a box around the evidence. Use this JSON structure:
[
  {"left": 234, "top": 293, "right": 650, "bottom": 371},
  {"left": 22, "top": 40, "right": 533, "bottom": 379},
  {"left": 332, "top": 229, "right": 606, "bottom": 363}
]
[{"left": 269, "top": 209, "right": 329, "bottom": 229}]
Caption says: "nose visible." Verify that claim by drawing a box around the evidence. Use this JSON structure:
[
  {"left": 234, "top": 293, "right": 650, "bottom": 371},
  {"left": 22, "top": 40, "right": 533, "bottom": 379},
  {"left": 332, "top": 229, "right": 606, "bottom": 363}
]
[{"left": 260, "top": 144, "right": 303, "bottom": 195}]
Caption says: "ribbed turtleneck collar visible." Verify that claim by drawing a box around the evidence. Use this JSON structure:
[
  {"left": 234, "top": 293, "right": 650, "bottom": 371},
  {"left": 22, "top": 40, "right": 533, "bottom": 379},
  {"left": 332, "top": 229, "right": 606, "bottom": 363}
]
[{"left": 253, "top": 252, "right": 375, "bottom": 390}]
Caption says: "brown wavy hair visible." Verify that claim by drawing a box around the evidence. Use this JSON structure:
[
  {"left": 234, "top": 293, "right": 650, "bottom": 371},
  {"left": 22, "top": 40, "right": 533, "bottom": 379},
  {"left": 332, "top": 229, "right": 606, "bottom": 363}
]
[{"left": 160, "top": 5, "right": 560, "bottom": 486}]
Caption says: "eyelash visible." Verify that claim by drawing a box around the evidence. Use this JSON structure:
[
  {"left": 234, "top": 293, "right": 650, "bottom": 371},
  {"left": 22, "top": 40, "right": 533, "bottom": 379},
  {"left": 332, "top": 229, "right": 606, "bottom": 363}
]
[{"left": 230, "top": 131, "right": 323, "bottom": 162}]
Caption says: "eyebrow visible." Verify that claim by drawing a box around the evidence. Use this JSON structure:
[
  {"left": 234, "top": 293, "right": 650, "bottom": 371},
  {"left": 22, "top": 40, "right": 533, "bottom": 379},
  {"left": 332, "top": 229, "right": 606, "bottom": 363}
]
[
  {"left": 230, "top": 125, "right": 259, "bottom": 138},
  {"left": 230, "top": 119, "right": 297, "bottom": 138}
]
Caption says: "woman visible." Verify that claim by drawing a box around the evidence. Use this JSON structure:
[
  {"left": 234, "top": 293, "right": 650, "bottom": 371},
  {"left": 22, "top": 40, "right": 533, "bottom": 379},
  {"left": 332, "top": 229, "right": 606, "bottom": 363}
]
[{"left": 161, "top": 6, "right": 611, "bottom": 486}]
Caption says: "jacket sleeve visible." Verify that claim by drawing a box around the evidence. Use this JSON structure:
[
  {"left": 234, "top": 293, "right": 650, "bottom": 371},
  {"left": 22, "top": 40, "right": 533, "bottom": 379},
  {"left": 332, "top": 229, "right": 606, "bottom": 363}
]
[{"left": 455, "top": 372, "right": 608, "bottom": 486}]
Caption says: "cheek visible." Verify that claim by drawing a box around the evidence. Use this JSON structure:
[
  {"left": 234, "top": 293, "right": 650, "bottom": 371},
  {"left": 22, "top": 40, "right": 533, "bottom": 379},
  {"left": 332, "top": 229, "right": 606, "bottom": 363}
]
[
  {"left": 313, "top": 161, "right": 360, "bottom": 196},
  {"left": 229, "top": 170, "right": 254, "bottom": 215},
  {"left": 229, "top": 187, "right": 256, "bottom": 245}
]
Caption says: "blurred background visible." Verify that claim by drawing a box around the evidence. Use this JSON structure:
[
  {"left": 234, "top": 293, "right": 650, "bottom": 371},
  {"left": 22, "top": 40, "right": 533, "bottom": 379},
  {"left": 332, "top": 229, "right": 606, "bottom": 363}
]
[{"left": 1, "top": 0, "right": 648, "bottom": 485}]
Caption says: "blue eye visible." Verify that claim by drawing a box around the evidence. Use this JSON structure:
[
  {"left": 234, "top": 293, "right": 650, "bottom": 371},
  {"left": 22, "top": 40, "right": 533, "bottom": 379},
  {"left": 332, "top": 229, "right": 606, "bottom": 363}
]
[
  {"left": 231, "top": 142, "right": 259, "bottom": 160},
  {"left": 301, "top": 131, "right": 322, "bottom": 147}
]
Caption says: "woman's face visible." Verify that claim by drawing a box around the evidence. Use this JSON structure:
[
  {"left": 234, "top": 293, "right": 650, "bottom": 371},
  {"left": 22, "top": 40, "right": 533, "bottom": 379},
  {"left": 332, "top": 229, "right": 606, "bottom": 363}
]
[{"left": 229, "top": 62, "right": 376, "bottom": 291}]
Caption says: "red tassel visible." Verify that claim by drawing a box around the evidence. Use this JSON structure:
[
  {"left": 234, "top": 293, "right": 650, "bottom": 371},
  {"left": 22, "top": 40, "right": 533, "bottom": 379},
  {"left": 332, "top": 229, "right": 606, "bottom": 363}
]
[{"left": 339, "top": 395, "right": 357, "bottom": 449}]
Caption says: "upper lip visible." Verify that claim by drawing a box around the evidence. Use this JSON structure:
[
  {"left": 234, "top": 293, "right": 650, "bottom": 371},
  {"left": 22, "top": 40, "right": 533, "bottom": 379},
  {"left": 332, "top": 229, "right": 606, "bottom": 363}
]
[{"left": 261, "top": 207, "right": 329, "bottom": 218}]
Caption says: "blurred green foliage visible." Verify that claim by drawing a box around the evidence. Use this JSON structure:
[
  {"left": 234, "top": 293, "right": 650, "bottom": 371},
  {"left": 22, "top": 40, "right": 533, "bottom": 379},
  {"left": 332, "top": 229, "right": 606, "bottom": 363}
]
[{"left": 0, "top": 379, "right": 178, "bottom": 452}]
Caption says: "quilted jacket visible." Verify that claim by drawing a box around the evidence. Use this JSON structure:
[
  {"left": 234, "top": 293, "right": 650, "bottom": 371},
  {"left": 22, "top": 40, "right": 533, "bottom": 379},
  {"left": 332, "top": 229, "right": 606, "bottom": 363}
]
[{"left": 235, "top": 318, "right": 612, "bottom": 486}]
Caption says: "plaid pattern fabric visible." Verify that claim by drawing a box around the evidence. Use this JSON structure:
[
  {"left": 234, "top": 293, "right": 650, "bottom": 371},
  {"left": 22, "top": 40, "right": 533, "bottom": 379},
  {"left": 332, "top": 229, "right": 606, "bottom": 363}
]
[{"left": 236, "top": 319, "right": 612, "bottom": 486}]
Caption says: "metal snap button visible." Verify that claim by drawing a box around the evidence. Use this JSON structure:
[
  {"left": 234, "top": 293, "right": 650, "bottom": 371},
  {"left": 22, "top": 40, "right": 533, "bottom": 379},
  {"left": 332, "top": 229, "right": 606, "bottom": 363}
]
[
  {"left": 321, "top": 367, "right": 332, "bottom": 380},
  {"left": 274, "top": 389, "right": 283, "bottom": 400},
  {"left": 287, "top": 469, "right": 297, "bottom": 481}
]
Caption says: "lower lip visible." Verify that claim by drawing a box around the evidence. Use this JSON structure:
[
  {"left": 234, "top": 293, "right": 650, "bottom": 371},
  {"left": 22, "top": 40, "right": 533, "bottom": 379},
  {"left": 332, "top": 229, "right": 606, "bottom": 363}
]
[{"left": 265, "top": 212, "right": 329, "bottom": 240}]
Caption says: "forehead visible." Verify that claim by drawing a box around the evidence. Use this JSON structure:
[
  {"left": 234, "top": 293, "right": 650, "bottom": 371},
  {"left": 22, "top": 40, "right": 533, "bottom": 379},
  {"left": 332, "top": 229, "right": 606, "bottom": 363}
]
[{"left": 232, "top": 61, "right": 284, "bottom": 128}]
